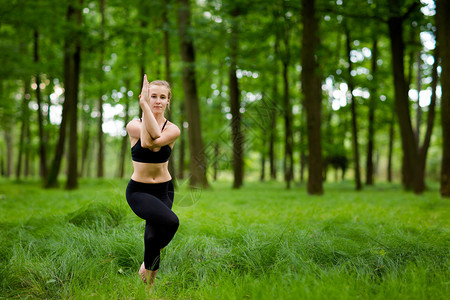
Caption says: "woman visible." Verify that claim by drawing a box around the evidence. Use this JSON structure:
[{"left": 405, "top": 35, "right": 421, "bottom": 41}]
[{"left": 125, "top": 74, "right": 180, "bottom": 286}]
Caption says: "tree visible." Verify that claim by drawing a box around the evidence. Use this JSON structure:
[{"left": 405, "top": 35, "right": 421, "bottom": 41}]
[
  {"left": 16, "top": 79, "right": 30, "bottom": 180},
  {"left": 96, "top": 0, "right": 105, "bottom": 178},
  {"left": 301, "top": 0, "right": 323, "bottom": 195},
  {"left": 162, "top": 0, "right": 177, "bottom": 186},
  {"left": 65, "top": 0, "right": 83, "bottom": 190},
  {"left": 436, "top": 0, "right": 450, "bottom": 197},
  {"left": 387, "top": 0, "right": 420, "bottom": 190},
  {"left": 228, "top": 6, "right": 244, "bottom": 189},
  {"left": 366, "top": 38, "right": 378, "bottom": 185},
  {"left": 176, "top": 0, "right": 209, "bottom": 188},
  {"left": 344, "top": 23, "right": 362, "bottom": 190},
  {"left": 34, "top": 30, "right": 48, "bottom": 179},
  {"left": 280, "top": 1, "right": 294, "bottom": 189}
]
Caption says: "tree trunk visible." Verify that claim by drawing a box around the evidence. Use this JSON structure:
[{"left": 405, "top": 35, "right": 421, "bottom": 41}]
[
  {"left": 260, "top": 145, "right": 266, "bottom": 182},
  {"left": 387, "top": 112, "right": 395, "bottom": 182},
  {"left": 177, "top": 110, "right": 186, "bottom": 179},
  {"left": 436, "top": 0, "right": 450, "bottom": 197},
  {"left": 16, "top": 79, "right": 30, "bottom": 179},
  {"left": 80, "top": 96, "right": 91, "bottom": 177},
  {"left": 138, "top": 4, "right": 148, "bottom": 117},
  {"left": 97, "top": 0, "right": 105, "bottom": 178},
  {"left": 280, "top": 2, "right": 293, "bottom": 188},
  {"left": 300, "top": 111, "right": 306, "bottom": 183},
  {"left": 387, "top": 1, "right": 419, "bottom": 190},
  {"left": 366, "top": 39, "right": 378, "bottom": 186},
  {"left": 46, "top": 79, "right": 70, "bottom": 187},
  {"left": 229, "top": 7, "right": 244, "bottom": 189},
  {"left": 415, "top": 51, "right": 422, "bottom": 149},
  {"left": 4, "top": 130, "right": 12, "bottom": 178},
  {"left": 281, "top": 10, "right": 293, "bottom": 189},
  {"left": 118, "top": 79, "right": 131, "bottom": 178},
  {"left": 282, "top": 59, "right": 293, "bottom": 188},
  {"left": 176, "top": 0, "right": 208, "bottom": 188},
  {"left": 65, "top": 0, "right": 83, "bottom": 190},
  {"left": 301, "top": 0, "right": 323, "bottom": 195},
  {"left": 34, "top": 30, "right": 48, "bottom": 180},
  {"left": 163, "top": 0, "right": 177, "bottom": 186},
  {"left": 414, "top": 45, "right": 439, "bottom": 194},
  {"left": 269, "top": 35, "right": 279, "bottom": 181},
  {"left": 24, "top": 110, "right": 31, "bottom": 178},
  {"left": 345, "top": 27, "right": 362, "bottom": 191}
]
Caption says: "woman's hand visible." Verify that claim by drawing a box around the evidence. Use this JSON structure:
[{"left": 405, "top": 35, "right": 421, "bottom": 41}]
[{"left": 139, "top": 74, "right": 150, "bottom": 108}]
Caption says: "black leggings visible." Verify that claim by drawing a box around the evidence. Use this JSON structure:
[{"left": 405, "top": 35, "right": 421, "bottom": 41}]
[{"left": 126, "top": 179, "right": 179, "bottom": 271}]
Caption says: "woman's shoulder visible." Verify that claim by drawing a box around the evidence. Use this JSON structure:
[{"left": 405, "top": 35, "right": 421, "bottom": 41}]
[
  {"left": 165, "top": 120, "right": 180, "bottom": 135},
  {"left": 126, "top": 118, "right": 141, "bottom": 128},
  {"left": 126, "top": 118, "right": 141, "bottom": 137}
]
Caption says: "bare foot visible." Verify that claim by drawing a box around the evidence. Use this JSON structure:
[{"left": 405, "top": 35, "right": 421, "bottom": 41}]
[{"left": 138, "top": 262, "right": 158, "bottom": 287}]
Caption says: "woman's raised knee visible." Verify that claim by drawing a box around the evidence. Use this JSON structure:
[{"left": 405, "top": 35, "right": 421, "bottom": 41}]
[{"left": 167, "top": 214, "right": 179, "bottom": 231}]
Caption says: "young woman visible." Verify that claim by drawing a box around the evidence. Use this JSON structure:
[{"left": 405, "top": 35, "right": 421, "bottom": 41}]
[{"left": 125, "top": 74, "right": 180, "bottom": 286}]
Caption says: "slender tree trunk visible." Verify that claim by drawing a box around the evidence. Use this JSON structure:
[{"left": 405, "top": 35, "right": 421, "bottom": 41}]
[
  {"left": 229, "top": 7, "right": 244, "bottom": 189},
  {"left": 34, "top": 30, "right": 48, "bottom": 180},
  {"left": 366, "top": 39, "right": 378, "bottom": 186},
  {"left": 138, "top": 4, "right": 148, "bottom": 117},
  {"left": 323, "top": 108, "right": 333, "bottom": 183},
  {"left": 65, "top": 0, "right": 83, "bottom": 190},
  {"left": 269, "top": 36, "right": 279, "bottom": 181},
  {"left": 300, "top": 110, "right": 306, "bottom": 183},
  {"left": 46, "top": 76, "right": 70, "bottom": 186},
  {"left": 301, "top": 0, "right": 323, "bottom": 195},
  {"left": 46, "top": 1, "right": 82, "bottom": 188},
  {"left": 96, "top": 0, "right": 105, "bottom": 178},
  {"left": 80, "top": 96, "right": 91, "bottom": 177},
  {"left": 260, "top": 143, "right": 266, "bottom": 182},
  {"left": 118, "top": 79, "right": 131, "bottom": 178},
  {"left": 24, "top": 110, "right": 31, "bottom": 178},
  {"left": 176, "top": 0, "right": 208, "bottom": 188},
  {"left": 387, "top": 1, "right": 419, "bottom": 190},
  {"left": 4, "top": 130, "right": 12, "bottom": 178},
  {"left": 269, "top": 108, "right": 277, "bottom": 180},
  {"left": 177, "top": 106, "right": 186, "bottom": 179},
  {"left": 387, "top": 112, "right": 395, "bottom": 182},
  {"left": 162, "top": 0, "right": 177, "bottom": 186},
  {"left": 415, "top": 51, "right": 422, "bottom": 149},
  {"left": 345, "top": 27, "right": 362, "bottom": 190},
  {"left": 436, "top": 0, "right": 450, "bottom": 197},
  {"left": 16, "top": 79, "right": 30, "bottom": 179},
  {"left": 280, "top": 3, "right": 293, "bottom": 189},
  {"left": 282, "top": 59, "right": 293, "bottom": 188},
  {"left": 414, "top": 45, "right": 439, "bottom": 194}
]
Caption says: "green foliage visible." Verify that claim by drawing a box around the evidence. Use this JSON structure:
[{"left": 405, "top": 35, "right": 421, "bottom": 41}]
[
  {"left": 0, "top": 178, "right": 448, "bottom": 299},
  {"left": 0, "top": 0, "right": 443, "bottom": 184}
]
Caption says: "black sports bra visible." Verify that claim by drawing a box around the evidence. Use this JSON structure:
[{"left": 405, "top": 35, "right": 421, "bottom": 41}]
[{"left": 131, "top": 119, "right": 172, "bottom": 163}]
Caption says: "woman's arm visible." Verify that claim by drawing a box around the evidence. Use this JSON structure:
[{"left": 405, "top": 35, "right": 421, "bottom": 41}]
[
  {"left": 140, "top": 75, "right": 161, "bottom": 139},
  {"left": 127, "top": 118, "right": 180, "bottom": 149},
  {"left": 142, "top": 123, "right": 181, "bottom": 149}
]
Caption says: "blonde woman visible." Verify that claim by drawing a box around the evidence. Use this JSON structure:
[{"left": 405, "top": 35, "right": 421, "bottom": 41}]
[{"left": 125, "top": 75, "right": 180, "bottom": 286}]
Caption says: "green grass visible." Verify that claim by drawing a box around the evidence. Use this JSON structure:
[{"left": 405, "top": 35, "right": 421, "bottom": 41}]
[{"left": 0, "top": 178, "right": 448, "bottom": 299}]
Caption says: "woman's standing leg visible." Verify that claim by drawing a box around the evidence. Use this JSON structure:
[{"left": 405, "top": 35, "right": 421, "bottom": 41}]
[{"left": 127, "top": 192, "right": 179, "bottom": 270}]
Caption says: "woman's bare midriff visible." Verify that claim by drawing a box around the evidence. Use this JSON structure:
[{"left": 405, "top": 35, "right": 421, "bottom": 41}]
[{"left": 131, "top": 161, "right": 172, "bottom": 183}]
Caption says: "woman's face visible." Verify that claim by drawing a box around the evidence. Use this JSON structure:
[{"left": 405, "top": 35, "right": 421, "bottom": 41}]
[{"left": 148, "top": 85, "right": 170, "bottom": 113}]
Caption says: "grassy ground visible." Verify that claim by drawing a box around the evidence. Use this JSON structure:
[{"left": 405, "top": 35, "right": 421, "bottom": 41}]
[{"left": 0, "top": 178, "right": 448, "bottom": 299}]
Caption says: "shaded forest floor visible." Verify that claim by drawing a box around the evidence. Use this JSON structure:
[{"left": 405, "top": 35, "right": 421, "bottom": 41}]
[{"left": 0, "top": 178, "right": 448, "bottom": 299}]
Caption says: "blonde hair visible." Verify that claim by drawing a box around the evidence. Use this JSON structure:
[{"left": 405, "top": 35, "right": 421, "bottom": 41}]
[{"left": 149, "top": 80, "right": 172, "bottom": 100}]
